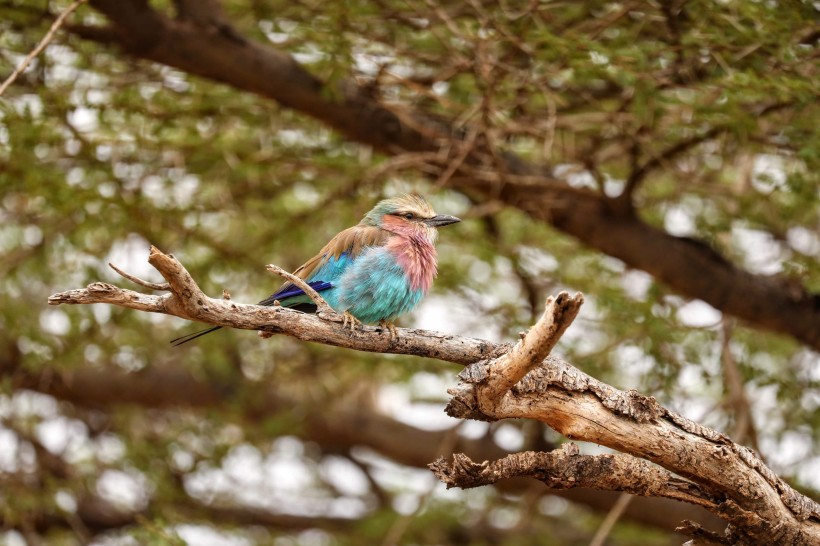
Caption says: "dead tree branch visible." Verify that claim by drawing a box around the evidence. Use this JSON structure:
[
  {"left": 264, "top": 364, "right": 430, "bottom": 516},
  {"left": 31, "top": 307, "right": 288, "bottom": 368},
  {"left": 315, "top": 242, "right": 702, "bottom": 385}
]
[
  {"left": 476, "top": 292, "right": 583, "bottom": 415},
  {"left": 48, "top": 246, "right": 505, "bottom": 365},
  {"left": 47, "top": 246, "right": 820, "bottom": 545},
  {"left": 430, "top": 443, "right": 716, "bottom": 510}
]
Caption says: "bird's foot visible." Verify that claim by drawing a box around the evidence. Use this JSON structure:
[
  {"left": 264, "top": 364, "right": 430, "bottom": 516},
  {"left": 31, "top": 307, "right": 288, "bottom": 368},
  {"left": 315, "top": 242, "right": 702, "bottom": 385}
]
[
  {"left": 378, "top": 320, "right": 399, "bottom": 340},
  {"left": 342, "top": 311, "right": 362, "bottom": 331}
]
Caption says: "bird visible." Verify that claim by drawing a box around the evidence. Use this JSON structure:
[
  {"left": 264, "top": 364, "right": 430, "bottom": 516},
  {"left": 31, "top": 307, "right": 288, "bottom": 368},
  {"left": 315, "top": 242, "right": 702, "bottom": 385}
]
[{"left": 170, "top": 193, "right": 460, "bottom": 346}]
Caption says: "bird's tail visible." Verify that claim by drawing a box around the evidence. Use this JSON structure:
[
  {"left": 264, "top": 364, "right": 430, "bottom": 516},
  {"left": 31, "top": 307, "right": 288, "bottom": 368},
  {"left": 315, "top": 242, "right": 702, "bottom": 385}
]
[{"left": 170, "top": 326, "right": 222, "bottom": 346}]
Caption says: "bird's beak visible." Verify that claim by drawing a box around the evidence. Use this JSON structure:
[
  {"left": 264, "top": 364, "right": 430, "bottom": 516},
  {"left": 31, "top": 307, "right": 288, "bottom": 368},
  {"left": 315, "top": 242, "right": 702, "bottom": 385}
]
[{"left": 423, "top": 214, "right": 461, "bottom": 227}]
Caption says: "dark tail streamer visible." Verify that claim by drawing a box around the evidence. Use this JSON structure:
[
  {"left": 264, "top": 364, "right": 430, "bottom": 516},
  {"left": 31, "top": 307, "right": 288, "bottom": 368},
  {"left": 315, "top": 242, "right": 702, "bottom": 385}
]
[{"left": 170, "top": 326, "right": 222, "bottom": 346}]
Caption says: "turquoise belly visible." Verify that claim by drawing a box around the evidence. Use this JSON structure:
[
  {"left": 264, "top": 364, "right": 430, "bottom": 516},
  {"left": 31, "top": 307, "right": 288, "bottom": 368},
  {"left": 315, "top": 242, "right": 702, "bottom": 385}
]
[{"left": 333, "top": 247, "right": 425, "bottom": 324}]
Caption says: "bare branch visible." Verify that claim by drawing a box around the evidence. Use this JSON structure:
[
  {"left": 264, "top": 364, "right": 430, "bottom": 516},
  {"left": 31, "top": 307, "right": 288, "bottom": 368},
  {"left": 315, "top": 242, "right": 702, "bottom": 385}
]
[
  {"left": 108, "top": 262, "right": 170, "bottom": 291},
  {"left": 445, "top": 352, "right": 820, "bottom": 544},
  {"left": 721, "top": 319, "right": 760, "bottom": 452},
  {"left": 48, "top": 246, "right": 506, "bottom": 365},
  {"left": 0, "top": 0, "right": 88, "bottom": 97},
  {"left": 47, "top": 282, "right": 167, "bottom": 313},
  {"left": 430, "top": 443, "right": 716, "bottom": 510},
  {"left": 588, "top": 493, "right": 634, "bottom": 546}
]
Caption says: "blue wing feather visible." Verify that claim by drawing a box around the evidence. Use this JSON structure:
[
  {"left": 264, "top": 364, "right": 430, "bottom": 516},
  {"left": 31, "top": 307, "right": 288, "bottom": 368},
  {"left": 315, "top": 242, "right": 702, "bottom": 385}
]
[
  {"left": 257, "top": 251, "right": 354, "bottom": 307},
  {"left": 258, "top": 280, "right": 334, "bottom": 306}
]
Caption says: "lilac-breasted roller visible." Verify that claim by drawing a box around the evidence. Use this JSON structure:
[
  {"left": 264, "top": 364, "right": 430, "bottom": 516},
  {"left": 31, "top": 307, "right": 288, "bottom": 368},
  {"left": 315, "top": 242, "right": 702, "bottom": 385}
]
[{"left": 171, "top": 194, "right": 460, "bottom": 345}]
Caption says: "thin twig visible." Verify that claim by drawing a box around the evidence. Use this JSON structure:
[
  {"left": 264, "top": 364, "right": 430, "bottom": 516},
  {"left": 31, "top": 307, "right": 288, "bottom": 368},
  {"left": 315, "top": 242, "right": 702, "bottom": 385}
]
[
  {"left": 108, "top": 263, "right": 170, "bottom": 291},
  {"left": 588, "top": 492, "right": 634, "bottom": 546},
  {"left": 0, "top": 0, "right": 88, "bottom": 97},
  {"left": 265, "top": 264, "right": 333, "bottom": 315},
  {"left": 619, "top": 126, "right": 723, "bottom": 203},
  {"left": 435, "top": 126, "right": 479, "bottom": 187},
  {"left": 721, "top": 319, "right": 760, "bottom": 453},
  {"left": 541, "top": 88, "right": 558, "bottom": 162}
]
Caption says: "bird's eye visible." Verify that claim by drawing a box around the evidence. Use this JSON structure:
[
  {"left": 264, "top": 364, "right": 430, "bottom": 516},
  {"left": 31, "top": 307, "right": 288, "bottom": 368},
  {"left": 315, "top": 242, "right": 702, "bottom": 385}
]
[{"left": 404, "top": 213, "right": 414, "bottom": 220}]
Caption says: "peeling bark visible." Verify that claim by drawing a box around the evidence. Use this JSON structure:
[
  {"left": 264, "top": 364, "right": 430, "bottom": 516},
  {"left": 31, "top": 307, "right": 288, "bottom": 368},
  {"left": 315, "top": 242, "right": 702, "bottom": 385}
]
[{"left": 430, "top": 443, "right": 716, "bottom": 510}]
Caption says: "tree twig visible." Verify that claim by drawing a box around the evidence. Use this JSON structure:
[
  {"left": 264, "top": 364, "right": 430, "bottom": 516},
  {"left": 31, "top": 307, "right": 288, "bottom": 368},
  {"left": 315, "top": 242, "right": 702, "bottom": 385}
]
[
  {"left": 588, "top": 492, "right": 634, "bottom": 546},
  {"left": 266, "top": 263, "right": 333, "bottom": 316},
  {"left": 0, "top": 0, "right": 88, "bottom": 97},
  {"left": 108, "top": 262, "right": 170, "bottom": 291},
  {"left": 720, "top": 319, "right": 760, "bottom": 452}
]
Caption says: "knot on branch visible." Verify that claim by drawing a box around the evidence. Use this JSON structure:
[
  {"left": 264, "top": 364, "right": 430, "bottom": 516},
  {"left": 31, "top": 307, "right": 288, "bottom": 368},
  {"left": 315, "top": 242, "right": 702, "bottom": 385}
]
[
  {"left": 428, "top": 453, "right": 489, "bottom": 489},
  {"left": 608, "top": 389, "right": 664, "bottom": 423},
  {"left": 87, "top": 281, "right": 118, "bottom": 293},
  {"left": 457, "top": 360, "right": 490, "bottom": 384},
  {"left": 444, "top": 383, "right": 495, "bottom": 422},
  {"left": 48, "top": 283, "right": 118, "bottom": 305}
]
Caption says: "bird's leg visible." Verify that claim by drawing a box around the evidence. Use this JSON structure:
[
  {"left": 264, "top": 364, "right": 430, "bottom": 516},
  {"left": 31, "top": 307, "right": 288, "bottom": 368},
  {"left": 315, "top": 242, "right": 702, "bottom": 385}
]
[
  {"left": 378, "top": 320, "right": 399, "bottom": 340},
  {"left": 342, "top": 311, "right": 362, "bottom": 331}
]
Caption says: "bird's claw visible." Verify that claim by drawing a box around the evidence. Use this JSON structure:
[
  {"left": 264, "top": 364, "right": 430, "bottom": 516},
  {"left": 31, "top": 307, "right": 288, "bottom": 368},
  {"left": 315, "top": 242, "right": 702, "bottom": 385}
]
[
  {"left": 342, "top": 311, "right": 362, "bottom": 331},
  {"left": 379, "top": 320, "right": 399, "bottom": 340}
]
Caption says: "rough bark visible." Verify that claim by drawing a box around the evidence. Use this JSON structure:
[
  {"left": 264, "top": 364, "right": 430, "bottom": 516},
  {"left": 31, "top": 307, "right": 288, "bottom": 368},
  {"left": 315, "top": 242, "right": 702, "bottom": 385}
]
[
  {"left": 68, "top": 0, "right": 820, "bottom": 350},
  {"left": 47, "top": 247, "right": 820, "bottom": 545},
  {"left": 430, "top": 443, "right": 715, "bottom": 510}
]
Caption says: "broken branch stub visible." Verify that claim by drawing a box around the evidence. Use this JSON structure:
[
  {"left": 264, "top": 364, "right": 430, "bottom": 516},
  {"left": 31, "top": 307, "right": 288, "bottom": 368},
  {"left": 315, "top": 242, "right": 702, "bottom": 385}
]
[{"left": 465, "top": 291, "right": 584, "bottom": 417}]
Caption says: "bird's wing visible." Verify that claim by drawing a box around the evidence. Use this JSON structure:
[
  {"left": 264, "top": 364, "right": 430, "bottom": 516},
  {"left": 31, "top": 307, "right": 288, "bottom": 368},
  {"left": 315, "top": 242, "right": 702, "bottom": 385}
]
[
  {"left": 258, "top": 225, "right": 388, "bottom": 306},
  {"left": 294, "top": 225, "right": 388, "bottom": 280}
]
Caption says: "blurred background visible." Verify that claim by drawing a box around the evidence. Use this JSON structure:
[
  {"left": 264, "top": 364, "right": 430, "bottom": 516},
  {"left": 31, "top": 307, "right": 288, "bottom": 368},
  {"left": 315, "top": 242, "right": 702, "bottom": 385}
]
[{"left": 0, "top": 1, "right": 818, "bottom": 544}]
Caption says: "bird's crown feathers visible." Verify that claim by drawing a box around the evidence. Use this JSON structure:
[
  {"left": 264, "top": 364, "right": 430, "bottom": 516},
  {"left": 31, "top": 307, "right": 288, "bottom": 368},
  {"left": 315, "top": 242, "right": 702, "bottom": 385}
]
[{"left": 360, "top": 193, "right": 435, "bottom": 227}]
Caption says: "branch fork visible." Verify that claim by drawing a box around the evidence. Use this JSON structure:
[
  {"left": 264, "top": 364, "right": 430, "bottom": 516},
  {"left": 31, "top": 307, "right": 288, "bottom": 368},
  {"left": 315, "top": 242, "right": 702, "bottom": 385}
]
[
  {"left": 438, "top": 290, "right": 820, "bottom": 545},
  {"left": 475, "top": 291, "right": 584, "bottom": 416}
]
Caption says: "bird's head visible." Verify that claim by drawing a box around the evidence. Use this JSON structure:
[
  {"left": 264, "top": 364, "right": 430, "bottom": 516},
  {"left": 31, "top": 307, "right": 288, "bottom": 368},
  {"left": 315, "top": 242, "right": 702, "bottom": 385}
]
[{"left": 361, "top": 194, "right": 461, "bottom": 240}]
